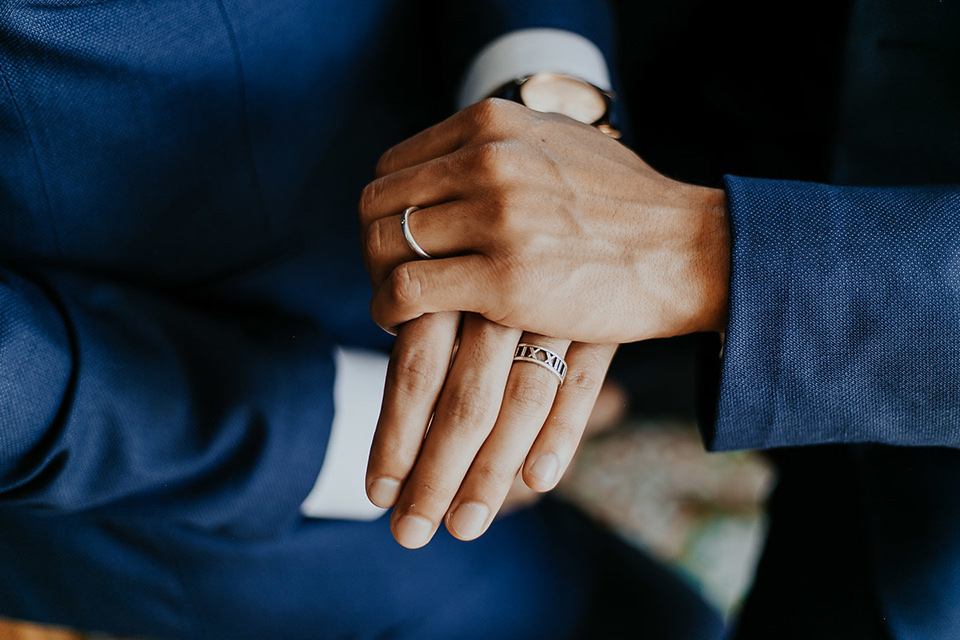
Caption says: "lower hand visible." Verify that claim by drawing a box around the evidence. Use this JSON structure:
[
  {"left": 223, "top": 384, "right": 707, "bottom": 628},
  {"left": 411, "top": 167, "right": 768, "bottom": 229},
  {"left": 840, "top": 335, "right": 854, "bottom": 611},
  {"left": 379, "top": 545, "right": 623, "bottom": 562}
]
[{"left": 365, "top": 312, "right": 616, "bottom": 548}]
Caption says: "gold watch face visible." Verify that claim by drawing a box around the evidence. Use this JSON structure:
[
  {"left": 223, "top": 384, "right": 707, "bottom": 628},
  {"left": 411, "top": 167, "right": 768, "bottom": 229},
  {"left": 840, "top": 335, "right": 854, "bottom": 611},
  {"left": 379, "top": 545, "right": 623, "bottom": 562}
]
[{"left": 519, "top": 73, "right": 608, "bottom": 125}]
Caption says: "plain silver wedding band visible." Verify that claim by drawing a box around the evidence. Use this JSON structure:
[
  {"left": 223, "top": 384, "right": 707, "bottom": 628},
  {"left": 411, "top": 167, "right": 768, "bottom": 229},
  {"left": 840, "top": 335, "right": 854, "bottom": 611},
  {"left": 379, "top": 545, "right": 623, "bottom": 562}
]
[{"left": 400, "top": 206, "right": 433, "bottom": 260}]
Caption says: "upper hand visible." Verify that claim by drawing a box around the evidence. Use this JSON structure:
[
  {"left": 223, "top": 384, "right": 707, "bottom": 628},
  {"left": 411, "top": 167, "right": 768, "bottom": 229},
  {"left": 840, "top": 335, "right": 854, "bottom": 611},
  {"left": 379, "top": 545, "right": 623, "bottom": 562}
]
[{"left": 360, "top": 98, "right": 731, "bottom": 344}]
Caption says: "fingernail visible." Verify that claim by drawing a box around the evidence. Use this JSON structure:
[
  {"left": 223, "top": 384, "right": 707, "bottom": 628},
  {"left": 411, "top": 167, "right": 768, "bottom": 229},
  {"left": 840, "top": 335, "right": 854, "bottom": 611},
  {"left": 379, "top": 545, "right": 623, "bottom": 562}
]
[
  {"left": 368, "top": 477, "right": 401, "bottom": 507},
  {"left": 394, "top": 515, "right": 434, "bottom": 549},
  {"left": 448, "top": 502, "right": 490, "bottom": 540},
  {"left": 529, "top": 454, "right": 559, "bottom": 488}
]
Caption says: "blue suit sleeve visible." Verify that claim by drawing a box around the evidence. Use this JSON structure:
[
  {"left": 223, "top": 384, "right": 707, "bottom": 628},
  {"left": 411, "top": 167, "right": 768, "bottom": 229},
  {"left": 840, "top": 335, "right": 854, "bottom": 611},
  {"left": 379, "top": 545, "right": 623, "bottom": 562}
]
[
  {"left": 701, "top": 177, "right": 960, "bottom": 451},
  {"left": 0, "top": 268, "right": 334, "bottom": 537}
]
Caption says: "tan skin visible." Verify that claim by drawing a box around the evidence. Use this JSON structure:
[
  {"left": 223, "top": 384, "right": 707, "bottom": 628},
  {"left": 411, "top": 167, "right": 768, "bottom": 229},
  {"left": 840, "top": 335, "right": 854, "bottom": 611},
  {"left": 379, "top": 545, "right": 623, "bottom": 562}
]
[
  {"left": 360, "top": 99, "right": 730, "bottom": 548},
  {"left": 365, "top": 308, "right": 617, "bottom": 548}
]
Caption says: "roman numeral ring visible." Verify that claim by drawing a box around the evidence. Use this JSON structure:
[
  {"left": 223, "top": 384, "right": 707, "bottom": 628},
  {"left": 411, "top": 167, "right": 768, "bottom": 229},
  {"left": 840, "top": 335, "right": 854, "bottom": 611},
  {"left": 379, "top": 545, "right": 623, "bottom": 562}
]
[{"left": 513, "top": 343, "right": 567, "bottom": 386}]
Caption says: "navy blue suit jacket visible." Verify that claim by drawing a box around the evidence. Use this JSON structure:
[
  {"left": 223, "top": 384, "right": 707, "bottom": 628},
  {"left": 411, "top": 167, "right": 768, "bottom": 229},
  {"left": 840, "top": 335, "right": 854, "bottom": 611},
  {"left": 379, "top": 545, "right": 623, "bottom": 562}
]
[
  {"left": 0, "top": 2, "right": 724, "bottom": 639},
  {"left": 697, "top": 1, "right": 960, "bottom": 637}
]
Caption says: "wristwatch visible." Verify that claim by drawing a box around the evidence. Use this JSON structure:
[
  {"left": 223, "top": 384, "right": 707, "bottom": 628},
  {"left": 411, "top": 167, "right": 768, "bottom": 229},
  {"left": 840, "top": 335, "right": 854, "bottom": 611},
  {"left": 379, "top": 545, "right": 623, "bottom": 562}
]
[{"left": 491, "top": 72, "right": 620, "bottom": 139}]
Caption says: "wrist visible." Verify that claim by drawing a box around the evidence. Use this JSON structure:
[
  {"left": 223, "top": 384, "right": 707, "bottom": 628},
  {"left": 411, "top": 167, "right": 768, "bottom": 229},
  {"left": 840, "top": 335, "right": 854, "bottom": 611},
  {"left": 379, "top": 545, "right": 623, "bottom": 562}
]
[{"left": 692, "top": 186, "right": 731, "bottom": 334}]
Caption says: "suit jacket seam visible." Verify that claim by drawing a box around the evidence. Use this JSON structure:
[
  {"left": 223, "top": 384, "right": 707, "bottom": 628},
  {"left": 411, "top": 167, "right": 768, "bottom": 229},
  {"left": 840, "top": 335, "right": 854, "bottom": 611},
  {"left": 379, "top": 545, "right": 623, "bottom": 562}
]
[{"left": 0, "top": 52, "right": 63, "bottom": 259}]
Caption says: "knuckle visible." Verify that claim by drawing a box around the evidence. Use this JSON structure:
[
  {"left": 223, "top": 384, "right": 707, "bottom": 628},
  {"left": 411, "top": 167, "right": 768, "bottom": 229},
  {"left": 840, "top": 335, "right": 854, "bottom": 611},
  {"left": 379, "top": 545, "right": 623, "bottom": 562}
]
[
  {"left": 363, "top": 218, "right": 387, "bottom": 262},
  {"left": 358, "top": 180, "right": 380, "bottom": 221},
  {"left": 388, "top": 348, "right": 443, "bottom": 398},
  {"left": 566, "top": 367, "right": 603, "bottom": 395},
  {"left": 470, "top": 460, "right": 516, "bottom": 490},
  {"left": 467, "top": 98, "right": 502, "bottom": 128},
  {"left": 375, "top": 148, "right": 397, "bottom": 177},
  {"left": 404, "top": 478, "right": 451, "bottom": 516},
  {"left": 445, "top": 385, "right": 493, "bottom": 428},
  {"left": 369, "top": 296, "right": 390, "bottom": 332},
  {"left": 369, "top": 435, "right": 417, "bottom": 472},
  {"left": 468, "top": 142, "right": 501, "bottom": 176},
  {"left": 471, "top": 142, "right": 522, "bottom": 186},
  {"left": 387, "top": 263, "right": 422, "bottom": 310}
]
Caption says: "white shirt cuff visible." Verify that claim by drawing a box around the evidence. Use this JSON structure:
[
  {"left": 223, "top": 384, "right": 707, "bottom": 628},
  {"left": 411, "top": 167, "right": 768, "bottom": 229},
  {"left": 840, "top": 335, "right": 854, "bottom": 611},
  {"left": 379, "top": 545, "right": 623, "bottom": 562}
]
[
  {"left": 457, "top": 28, "right": 612, "bottom": 110},
  {"left": 300, "top": 346, "right": 389, "bottom": 521}
]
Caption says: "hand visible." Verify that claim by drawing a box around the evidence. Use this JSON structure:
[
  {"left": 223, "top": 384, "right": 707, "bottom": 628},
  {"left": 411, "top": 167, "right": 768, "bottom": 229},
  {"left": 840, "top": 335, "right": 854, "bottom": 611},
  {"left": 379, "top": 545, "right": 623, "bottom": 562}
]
[
  {"left": 364, "top": 311, "right": 616, "bottom": 548},
  {"left": 359, "top": 98, "right": 731, "bottom": 345}
]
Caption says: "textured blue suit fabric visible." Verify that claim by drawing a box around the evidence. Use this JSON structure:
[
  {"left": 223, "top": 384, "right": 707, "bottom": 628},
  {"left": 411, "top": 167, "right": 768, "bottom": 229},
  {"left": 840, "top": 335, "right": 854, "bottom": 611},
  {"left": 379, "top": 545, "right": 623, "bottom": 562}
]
[
  {"left": 699, "top": 1, "right": 960, "bottom": 638},
  {"left": 0, "top": 1, "right": 727, "bottom": 638}
]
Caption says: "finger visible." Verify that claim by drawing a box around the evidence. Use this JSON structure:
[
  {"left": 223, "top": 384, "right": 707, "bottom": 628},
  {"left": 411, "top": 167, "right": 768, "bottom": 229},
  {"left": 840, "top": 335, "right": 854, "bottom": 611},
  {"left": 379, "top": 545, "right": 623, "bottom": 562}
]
[
  {"left": 360, "top": 155, "right": 466, "bottom": 228},
  {"left": 374, "top": 99, "right": 512, "bottom": 177},
  {"left": 370, "top": 255, "right": 501, "bottom": 332},
  {"left": 390, "top": 314, "right": 521, "bottom": 549},
  {"left": 363, "top": 202, "right": 479, "bottom": 288},
  {"left": 522, "top": 342, "right": 618, "bottom": 492},
  {"left": 445, "top": 334, "right": 569, "bottom": 541},
  {"left": 366, "top": 311, "right": 461, "bottom": 508}
]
